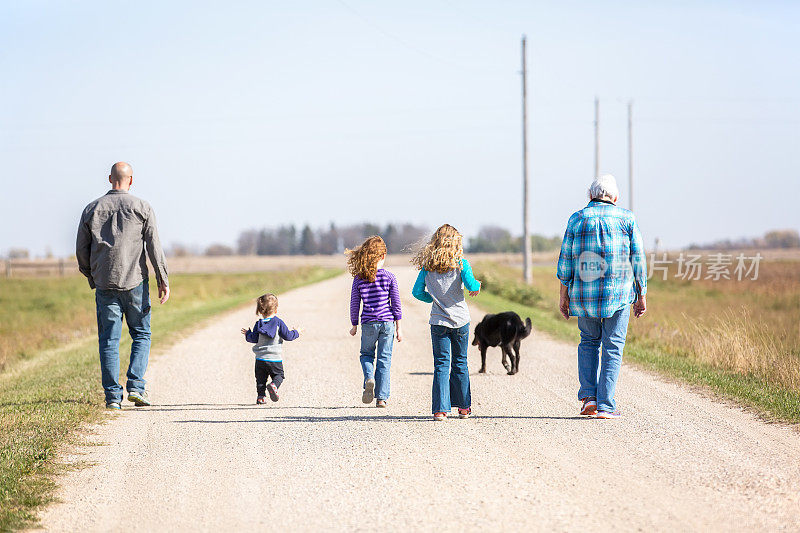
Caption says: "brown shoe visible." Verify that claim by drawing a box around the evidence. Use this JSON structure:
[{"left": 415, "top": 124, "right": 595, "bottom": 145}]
[
  {"left": 376, "top": 399, "right": 387, "bottom": 408},
  {"left": 362, "top": 379, "right": 375, "bottom": 404}
]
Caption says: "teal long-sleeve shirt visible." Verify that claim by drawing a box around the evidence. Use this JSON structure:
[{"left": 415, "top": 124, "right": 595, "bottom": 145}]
[{"left": 412, "top": 258, "right": 481, "bottom": 328}]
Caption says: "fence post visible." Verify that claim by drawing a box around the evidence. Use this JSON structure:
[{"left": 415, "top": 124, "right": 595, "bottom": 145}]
[
  {"left": 59, "top": 258, "right": 65, "bottom": 276},
  {"left": 5, "top": 261, "right": 11, "bottom": 278}
]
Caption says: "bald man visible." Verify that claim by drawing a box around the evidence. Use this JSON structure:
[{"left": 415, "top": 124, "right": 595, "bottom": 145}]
[{"left": 76, "top": 162, "right": 169, "bottom": 409}]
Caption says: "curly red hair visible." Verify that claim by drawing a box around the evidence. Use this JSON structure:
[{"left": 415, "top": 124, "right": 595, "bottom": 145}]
[{"left": 345, "top": 236, "right": 387, "bottom": 282}]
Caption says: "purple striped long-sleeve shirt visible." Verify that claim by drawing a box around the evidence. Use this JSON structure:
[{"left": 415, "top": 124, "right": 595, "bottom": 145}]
[{"left": 350, "top": 269, "right": 403, "bottom": 325}]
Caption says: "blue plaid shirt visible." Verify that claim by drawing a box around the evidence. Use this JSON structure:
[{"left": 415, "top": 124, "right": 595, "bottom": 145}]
[{"left": 556, "top": 199, "right": 647, "bottom": 318}]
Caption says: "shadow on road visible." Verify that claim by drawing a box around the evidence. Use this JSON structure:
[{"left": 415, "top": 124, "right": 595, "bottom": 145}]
[
  {"left": 172, "top": 415, "right": 588, "bottom": 423},
  {"left": 408, "top": 372, "right": 516, "bottom": 377},
  {"left": 134, "top": 404, "right": 376, "bottom": 412}
]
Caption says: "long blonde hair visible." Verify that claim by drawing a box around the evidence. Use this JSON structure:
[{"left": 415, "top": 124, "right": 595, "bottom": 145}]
[
  {"left": 345, "top": 235, "right": 387, "bottom": 282},
  {"left": 410, "top": 224, "right": 464, "bottom": 274}
]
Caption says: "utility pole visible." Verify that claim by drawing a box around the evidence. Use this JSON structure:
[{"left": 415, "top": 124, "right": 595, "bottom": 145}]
[
  {"left": 521, "top": 35, "right": 532, "bottom": 284},
  {"left": 627, "top": 99, "right": 634, "bottom": 212},
  {"left": 593, "top": 96, "right": 600, "bottom": 179}
]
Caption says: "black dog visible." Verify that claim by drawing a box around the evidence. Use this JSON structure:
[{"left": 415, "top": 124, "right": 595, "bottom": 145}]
[{"left": 472, "top": 312, "right": 532, "bottom": 375}]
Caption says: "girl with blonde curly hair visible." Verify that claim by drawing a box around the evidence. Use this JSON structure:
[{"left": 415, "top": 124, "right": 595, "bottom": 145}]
[
  {"left": 346, "top": 235, "right": 402, "bottom": 407},
  {"left": 411, "top": 224, "right": 481, "bottom": 421}
]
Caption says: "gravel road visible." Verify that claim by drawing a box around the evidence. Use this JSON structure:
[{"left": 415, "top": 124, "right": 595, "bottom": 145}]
[{"left": 39, "top": 268, "right": 800, "bottom": 531}]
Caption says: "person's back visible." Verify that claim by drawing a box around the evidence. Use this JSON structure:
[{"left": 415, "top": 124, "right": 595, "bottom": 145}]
[
  {"left": 79, "top": 189, "right": 167, "bottom": 291},
  {"left": 347, "top": 236, "right": 403, "bottom": 408},
  {"left": 76, "top": 162, "right": 169, "bottom": 410},
  {"left": 559, "top": 200, "right": 642, "bottom": 318},
  {"left": 250, "top": 316, "right": 294, "bottom": 361},
  {"left": 242, "top": 294, "right": 302, "bottom": 404},
  {"left": 411, "top": 224, "right": 481, "bottom": 421},
  {"left": 556, "top": 174, "right": 647, "bottom": 419},
  {"left": 424, "top": 263, "right": 471, "bottom": 329},
  {"left": 351, "top": 268, "right": 401, "bottom": 324}
]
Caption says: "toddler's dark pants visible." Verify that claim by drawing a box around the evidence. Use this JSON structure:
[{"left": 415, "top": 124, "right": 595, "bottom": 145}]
[{"left": 255, "top": 360, "right": 285, "bottom": 396}]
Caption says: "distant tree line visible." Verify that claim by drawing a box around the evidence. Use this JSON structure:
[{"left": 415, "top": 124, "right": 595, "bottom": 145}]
[
  {"left": 689, "top": 229, "right": 800, "bottom": 250},
  {"left": 6, "top": 248, "right": 31, "bottom": 259},
  {"left": 234, "top": 223, "right": 429, "bottom": 256},
  {"left": 175, "top": 223, "right": 564, "bottom": 257},
  {"left": 466, "top": 226, "right": 562, "bottom": 253}
]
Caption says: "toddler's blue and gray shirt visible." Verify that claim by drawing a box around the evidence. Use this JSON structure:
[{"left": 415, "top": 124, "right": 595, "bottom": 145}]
[{"left": 244, "top": 316, "right": 299, "bottom": 362}]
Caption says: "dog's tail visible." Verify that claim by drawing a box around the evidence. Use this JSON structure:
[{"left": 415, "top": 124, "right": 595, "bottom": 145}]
[{"left": 522, "top": 317, "right": 533, "bottom": 338}]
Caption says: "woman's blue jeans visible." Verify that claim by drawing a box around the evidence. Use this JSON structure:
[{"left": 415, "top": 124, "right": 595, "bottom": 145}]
[
  {"left": 430, "top": 323, "right": 471, "bottom": 414},
  {"left": 359, "top": 321, "right": 395, "bottom": 401},
  {"left": 95, "top": 280, "right": 151, "bottom": 404},
  {"left": 577, "top": 305, "right": 630, "bottom": 412}
]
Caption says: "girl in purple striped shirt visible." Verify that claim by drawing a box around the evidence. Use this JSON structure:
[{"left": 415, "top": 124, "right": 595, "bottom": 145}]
[{"left": 347, "top": 236, "right": 402, "bottom": 408}]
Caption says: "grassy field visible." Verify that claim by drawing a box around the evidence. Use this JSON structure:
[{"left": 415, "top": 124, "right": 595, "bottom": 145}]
[
  {"left": 0, "top": 267, "right": 340, "bottom": 531},
  {"left": 472, "top": 259, "right": 800, "bottom": 423},
  {"left": 0, "top": 276, "right": 99, "bottom": 372}
]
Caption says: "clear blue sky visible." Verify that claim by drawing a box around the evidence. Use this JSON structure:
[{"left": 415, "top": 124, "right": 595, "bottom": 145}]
[{"left": 2, "top": 1, "right": 798, "bottom": 256}]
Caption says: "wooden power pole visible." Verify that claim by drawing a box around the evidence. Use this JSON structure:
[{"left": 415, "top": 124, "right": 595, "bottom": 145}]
[
  {"left": 627, "top": 99, "right": 634, "bottom": 212},
  {"left": 594, "top": 96, "right": 600, "bottom": 179},
  {"left": 521, "top": 35, "right": 532, "bottom": 284}
]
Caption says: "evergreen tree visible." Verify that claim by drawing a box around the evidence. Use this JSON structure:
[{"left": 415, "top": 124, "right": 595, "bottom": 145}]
[{"left": 300, "top": 224, "right": 317, "bottom": 255}]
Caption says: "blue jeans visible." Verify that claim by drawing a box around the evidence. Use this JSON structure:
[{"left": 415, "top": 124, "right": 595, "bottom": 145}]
[
  {"left": 430, "top": 323, "right": 471, "bottom": 414},
  {"left": 359, "top": 321, "right": 395, "bottom": 401},
  {"left": 577, "top": 305, "right": 630, "bottom": 412},
  {"left": 95, "top": 280, "right": 151, "bottom": 404}
]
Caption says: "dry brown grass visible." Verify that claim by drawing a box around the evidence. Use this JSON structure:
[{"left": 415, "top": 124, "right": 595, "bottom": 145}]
[
  {"left": 474, "top": 257, "right": 800, "bottom": 395},
  {"left": 628, "top": 259, "right": 800, "bottom": 391},
  {"left": 671, "top": 309, "right": 799, "bottom": 390}
]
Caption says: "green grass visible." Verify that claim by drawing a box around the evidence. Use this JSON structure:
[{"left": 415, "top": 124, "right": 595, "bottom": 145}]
[
  {"left": 0, "top": 267, "right": 340, "bottom": 531},
  {"left": 0, "top": 276, "right": 98, "bottom": 372},
  {"left": 474, "top": 290, "right": 577, "bottom": 343},
  {"left": 473, "top": 262, "right": 800, "bottom": 425}
]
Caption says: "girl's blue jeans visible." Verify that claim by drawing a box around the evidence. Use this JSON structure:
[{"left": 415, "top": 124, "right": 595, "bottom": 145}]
[
  {"left": 430, "top": 323, "right": 471, "bottom": 414},
  {"left": 95, "top": 280, "right": 151, "bottom": 404},
  {"left": 359, "top": 321, "right": 395, "bottom": 401}
]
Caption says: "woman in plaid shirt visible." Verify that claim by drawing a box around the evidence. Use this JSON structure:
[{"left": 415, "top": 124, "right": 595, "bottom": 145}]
[{"left": 557, "top": 174, "right": 648, "bottom": 419}]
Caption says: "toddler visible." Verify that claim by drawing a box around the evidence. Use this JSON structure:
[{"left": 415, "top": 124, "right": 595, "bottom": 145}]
[{"left": 241, "top": 293, "right": 301, "bottom": 404}]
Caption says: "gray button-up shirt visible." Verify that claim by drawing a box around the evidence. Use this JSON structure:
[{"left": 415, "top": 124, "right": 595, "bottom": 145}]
[{"left": 76, "top": 190, "right": 169, "bottom": 291}]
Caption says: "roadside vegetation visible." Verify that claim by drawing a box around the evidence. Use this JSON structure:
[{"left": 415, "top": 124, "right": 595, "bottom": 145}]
[
  {"left": 0, "top": 267, "right": 340, "bottom": 531},
  {"left": 467, "top": 226, "right": 561, "bottom": 254},
  {"left": 472, "top": 260, "right": 800, "bottom": 424}
]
